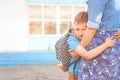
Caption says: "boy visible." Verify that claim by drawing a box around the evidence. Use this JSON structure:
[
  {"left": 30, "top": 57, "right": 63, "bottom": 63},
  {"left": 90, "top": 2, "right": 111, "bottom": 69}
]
[{"left": 57, "top": 11, "right": 116, "bottom": 80}]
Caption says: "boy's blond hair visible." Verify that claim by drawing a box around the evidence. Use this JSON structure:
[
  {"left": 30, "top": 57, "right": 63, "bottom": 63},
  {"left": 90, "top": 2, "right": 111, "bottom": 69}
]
[
  {"left": 69, "top": 11, "right": 88, "bottom": 32},
  {"left": 74, "top": 11, "right": 88, "bottom": 24}
]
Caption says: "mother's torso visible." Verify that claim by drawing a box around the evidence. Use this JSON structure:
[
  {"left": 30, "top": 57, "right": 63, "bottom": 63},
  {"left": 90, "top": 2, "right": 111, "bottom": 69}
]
[{"left": 88, "top": 0, "right": 120, "bottom": 31}]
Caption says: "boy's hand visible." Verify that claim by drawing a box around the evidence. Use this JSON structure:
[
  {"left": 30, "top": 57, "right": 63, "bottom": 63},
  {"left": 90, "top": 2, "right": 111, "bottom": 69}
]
[
  {"left": 104, "top": 36, "right": 116, "bottom": 48},
  {"left": 69, "top": 50, "right": 80, "bottom": 59}
]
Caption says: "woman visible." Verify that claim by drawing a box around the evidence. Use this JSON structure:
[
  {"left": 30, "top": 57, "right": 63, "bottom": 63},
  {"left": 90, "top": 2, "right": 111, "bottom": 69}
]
[{"left": 76, "top": 0, "right": 120, "bottom": 80}]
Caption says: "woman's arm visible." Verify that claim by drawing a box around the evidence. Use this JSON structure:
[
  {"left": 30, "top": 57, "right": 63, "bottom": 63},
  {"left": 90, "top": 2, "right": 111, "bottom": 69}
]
[
  {"left": 80, "top": 28, "right": 97, "bottom": 48},
  {"left": 80, "top": 0, "right": 106, "bottom": 48},
  {"left": 75, "top": 37, "right": 116, "bottom": 60}
]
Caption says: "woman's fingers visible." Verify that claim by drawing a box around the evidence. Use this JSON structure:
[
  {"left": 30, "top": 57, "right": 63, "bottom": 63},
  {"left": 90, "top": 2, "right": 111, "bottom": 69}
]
[{"left": 114, "top": 31, "right": 120, "bottom": 39}]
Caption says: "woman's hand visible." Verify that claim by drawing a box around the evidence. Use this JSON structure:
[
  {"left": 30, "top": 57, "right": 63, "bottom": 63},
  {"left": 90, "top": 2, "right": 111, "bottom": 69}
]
[{"left": 114, "top": 30, "right": 120, "bottom": 40}]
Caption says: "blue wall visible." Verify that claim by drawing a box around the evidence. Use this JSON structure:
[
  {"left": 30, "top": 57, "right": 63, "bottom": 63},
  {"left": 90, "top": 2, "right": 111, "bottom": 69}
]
[{"left": 0, "top": 52, "right": 59, "bottom": 66}]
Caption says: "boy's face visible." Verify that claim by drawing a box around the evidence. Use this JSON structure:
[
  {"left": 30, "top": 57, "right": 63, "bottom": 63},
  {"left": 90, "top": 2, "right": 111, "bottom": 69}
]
[{"left": 74, "top": 22, "right": 86, "bottom": 40}]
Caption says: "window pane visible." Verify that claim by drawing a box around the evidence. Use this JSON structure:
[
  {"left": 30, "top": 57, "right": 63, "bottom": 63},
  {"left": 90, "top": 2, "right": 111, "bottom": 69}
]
[
  {"left": 60, "top": 21, "right": 72, "bottom": 34},
  {"left": 44, "top": 21, "right": 56, "bottom": 34},
  {"left": 29, "top": 5, "right": 41, "bottom": 19},
  {"left": 44, "top": 5, "right": 56, "bottom": 19},
  {"left": 29, "top": 21, "right": 42, "bottom": 35},
  {"left": 60, "top": 6, "right": 72, "bottom": 19},
  {"left": 73, "top": 6, "right": 86, "bottom": 16}
]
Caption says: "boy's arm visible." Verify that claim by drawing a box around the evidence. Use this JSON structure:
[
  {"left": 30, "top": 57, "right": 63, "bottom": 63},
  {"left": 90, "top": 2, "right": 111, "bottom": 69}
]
[
  {"left": 70, "top": 28, "right": 97, "bottom": 58},
  {"left": 75, "top": 37, "right": 116, "bottom": 60}
]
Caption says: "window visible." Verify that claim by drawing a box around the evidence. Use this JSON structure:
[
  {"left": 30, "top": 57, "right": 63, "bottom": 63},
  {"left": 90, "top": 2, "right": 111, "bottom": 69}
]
[
  {"left": 28, "top": 4, "right": 86, "bottom": 35},
  {"left": 60, "top": 6, "right": 72, "bottom": 19},
  {"left": 44, "top": 21, "right": 56, "bottom": 34},
  {"left": 29, "top": 4, "right": 41, "bottom": 19},
  {"left": 44, "top": 5, "right": 56, "bottom": 19},
  {"left": 29, "top": 21, "right": 42, "bottom": 34},
  {"left": 73, "top": 5, "right": 86, "bottom": 16},
  {"left": 60, "top": 21, "right": 71, "bottom": 34}
]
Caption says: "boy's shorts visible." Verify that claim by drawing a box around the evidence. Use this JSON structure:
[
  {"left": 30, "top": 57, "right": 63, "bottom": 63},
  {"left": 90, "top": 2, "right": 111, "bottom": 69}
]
[{"left": 68, "top": 58, "right": 80, "bottom": 74}]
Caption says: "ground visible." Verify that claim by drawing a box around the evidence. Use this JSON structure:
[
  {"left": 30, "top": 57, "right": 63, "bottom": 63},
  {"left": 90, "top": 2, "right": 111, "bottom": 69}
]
[{"left": 0, "top": 64, "right": 67, "bottom": 80}]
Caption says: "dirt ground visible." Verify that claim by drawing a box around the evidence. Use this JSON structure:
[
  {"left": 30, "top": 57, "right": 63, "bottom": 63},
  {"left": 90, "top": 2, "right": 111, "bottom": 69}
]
[{"left": 0, "top": 64, "right": 67, "bottom": 80}]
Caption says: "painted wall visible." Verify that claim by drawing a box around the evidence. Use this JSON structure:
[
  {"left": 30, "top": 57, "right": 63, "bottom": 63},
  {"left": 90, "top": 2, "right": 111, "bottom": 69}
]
[
  {"left": 0, "top": 0, "right": 87, "bottom": 66},
  {"left": 0, "top": 52, "right": 58, "bottom": 66},
  {"left": 0, "top": 0, "right": 28, "bottom": 52},
  {"left": 0, "top": 0, "right": 87, "bottom": 52},
  {"left": 28, "top": 35, "right": 61, "bottom": 51}
]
